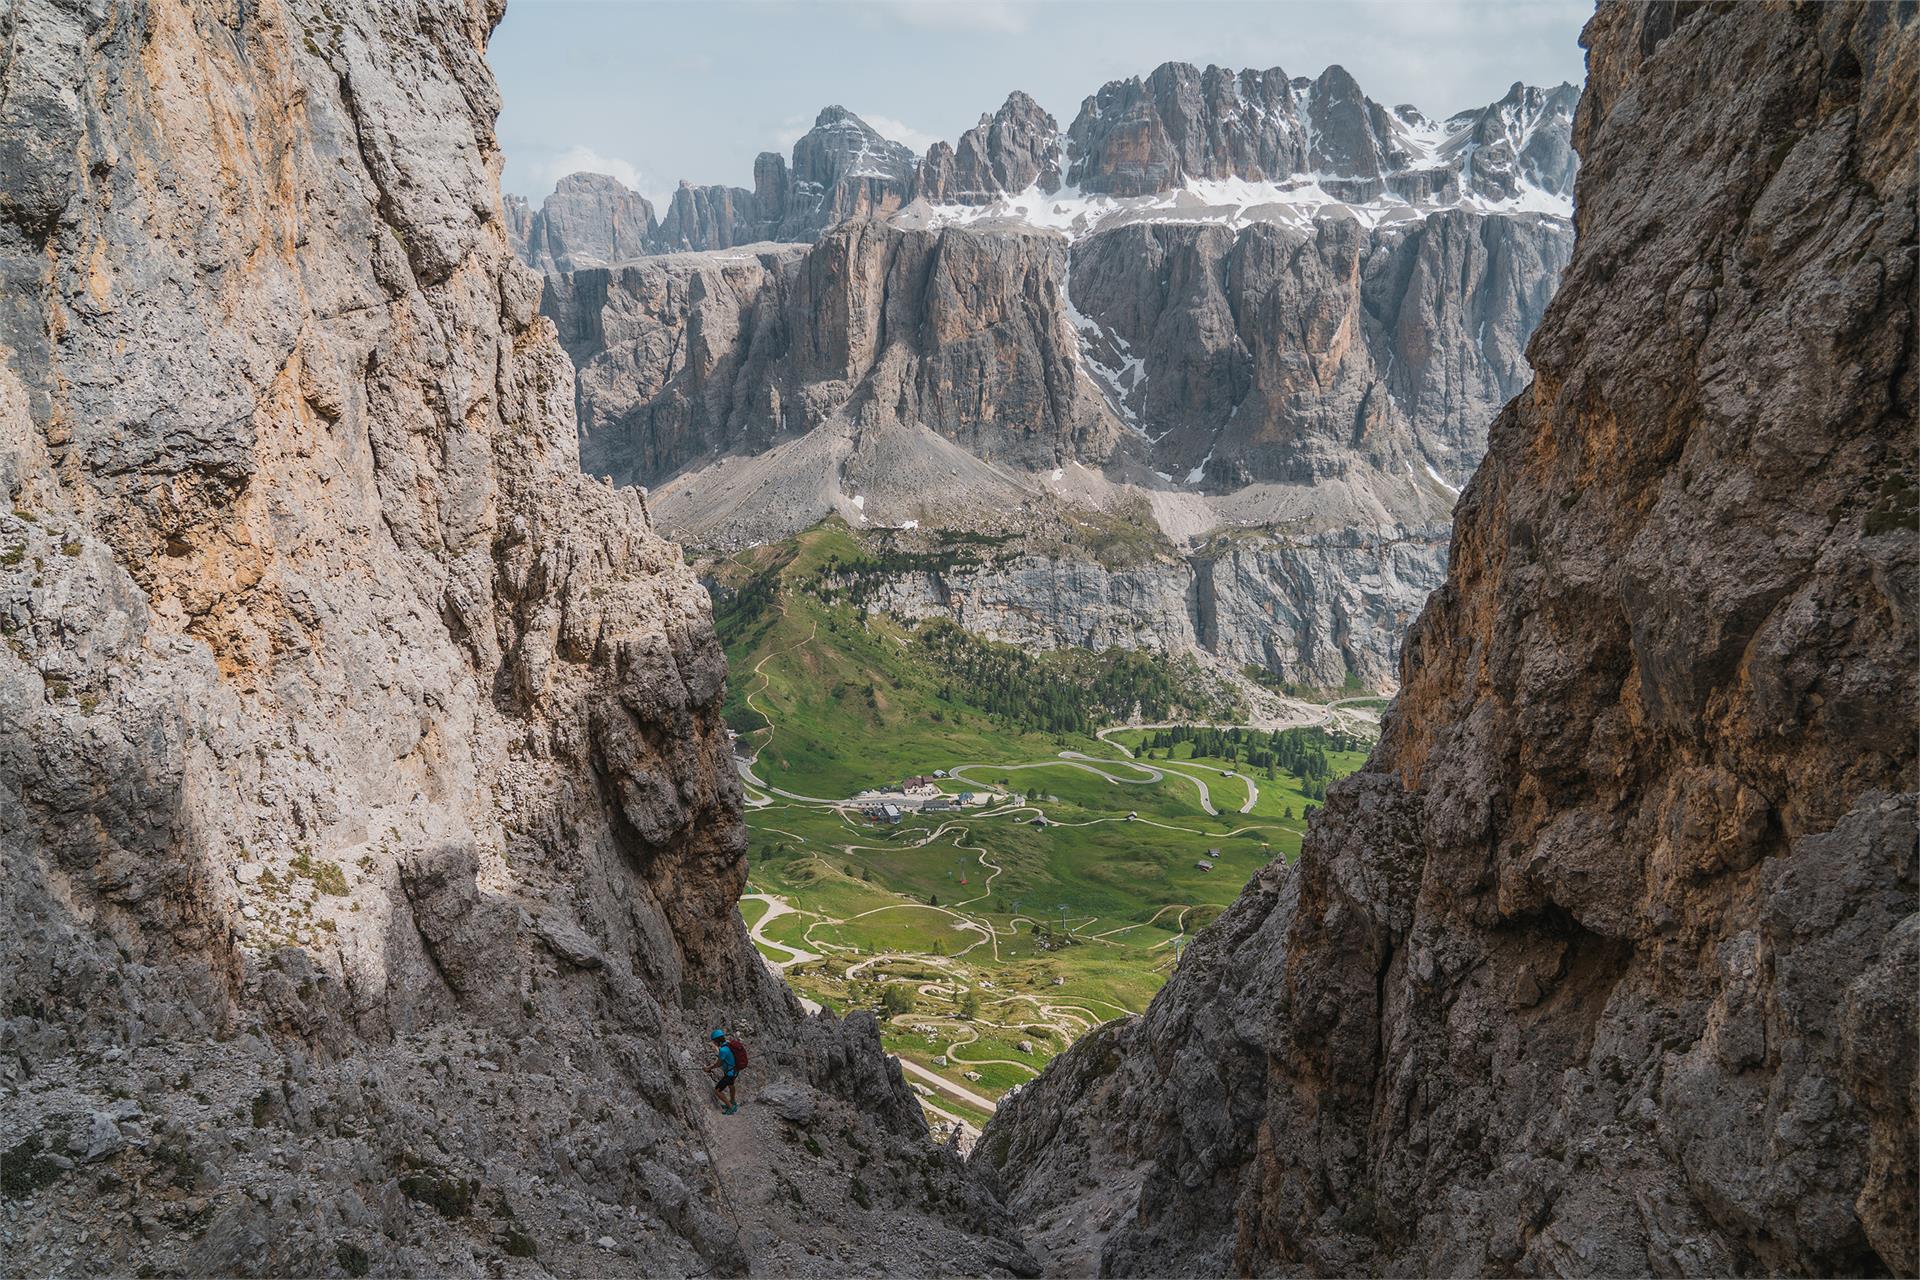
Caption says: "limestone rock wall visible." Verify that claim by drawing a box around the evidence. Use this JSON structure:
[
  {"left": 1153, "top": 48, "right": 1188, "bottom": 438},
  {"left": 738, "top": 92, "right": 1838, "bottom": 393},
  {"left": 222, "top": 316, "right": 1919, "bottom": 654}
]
[
  {"left": 915, "top": 91, "right": 1063, "bottom": 205},
  {"left": 555, "top": 221, "right": 1120, "bottom": 486},
  {"left": 977, "top": 4, "right": 1918, "bottom": 1275},
  {"left": 0, "top": 1, "right": 1028, "bottom": 1275},
  {"left": 511, "top": 170, "right": 659, "bottom": 273},
  {"left": 858, "top": 528, "right": 1447, "bottom": 691},
  {"left": 1068, "top": 209, "right": 1571, "bottom": 486},
  {"left": 550, "top": 210, "right": 1569, "bottom": 493}
]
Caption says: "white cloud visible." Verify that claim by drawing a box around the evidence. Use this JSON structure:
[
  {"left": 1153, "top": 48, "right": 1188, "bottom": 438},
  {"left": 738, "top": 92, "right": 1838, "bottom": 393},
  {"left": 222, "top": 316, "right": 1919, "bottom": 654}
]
[
  {"left": 772, "top": 112, "right": 817, "bottom": 153},
  {"left": 529, "top": 144, "right": 646, "bottom": 196},
  {"left": 881, "top": 0, "right": 1030, "bottom": 34},
  {"left": 862, "top": 114, "right": 941, "bottom": 153}
]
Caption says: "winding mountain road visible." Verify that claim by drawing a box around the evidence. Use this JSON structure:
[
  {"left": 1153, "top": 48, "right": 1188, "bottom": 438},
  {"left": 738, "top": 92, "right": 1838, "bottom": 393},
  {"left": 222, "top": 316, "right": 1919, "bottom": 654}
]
[
  {"left": 740, "top": 893, "right": 823, "bottom": 969},
  {"left": 899, "top": 1059, "right": 999, "bottom": 1112},
  {"left": 949, "top": 752, "right": 1222, "bottom": 815}
]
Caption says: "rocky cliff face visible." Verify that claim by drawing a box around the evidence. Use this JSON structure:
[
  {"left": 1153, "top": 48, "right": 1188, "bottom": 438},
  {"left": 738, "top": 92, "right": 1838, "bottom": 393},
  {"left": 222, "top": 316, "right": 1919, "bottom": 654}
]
[
  {"left": 536, "top": 197, "right": 1564, "bottom": 688},
  {"left": 0, "top": 2, "right": 1029, "bottom": 1275},
  {"left": 977, "top": 4, "right": 1918, "bottom": 1275},
  {"left": 1068, "top": 209, "right": 1570, "bottom": 486},
  {"left": 1061, "top": 60, "right": 1577, "bottom": 205},
  {"left": 510, "top": 170, "right": 658, "bottom": 273},
  {"left": 553, "top": 210, "right": 1568, "bottom": 491},
  {"left": 857, "top": 526, "right": 1446, "bottom": 691},
  {"left": 654, "top": 180, "right": 765, "bottom": 254},
  {"left": 916, "top": 91, "right": 1063, "bottom": 205},
  {"left": 555, "top": 221, "right": 1120, "bottom": 486},
  {"left": 775, "top": 105, "right": 919, "bottom": 241},
  {"left": 510, "top": 106, "right": 929, "bottom": 258}
]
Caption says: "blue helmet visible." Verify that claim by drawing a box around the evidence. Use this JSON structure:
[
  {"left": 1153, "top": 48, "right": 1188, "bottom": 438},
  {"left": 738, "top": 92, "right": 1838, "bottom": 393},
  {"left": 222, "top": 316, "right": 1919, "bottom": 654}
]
[{"left": 711, "top": 1029, "right": 727, "bottom": 1041}]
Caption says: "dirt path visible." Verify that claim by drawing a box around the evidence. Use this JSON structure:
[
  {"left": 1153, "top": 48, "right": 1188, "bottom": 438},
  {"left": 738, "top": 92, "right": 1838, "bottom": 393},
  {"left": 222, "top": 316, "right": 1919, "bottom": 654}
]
[
  {"left": 736, "top": 755, "right": 847, "bottom": 807},
  {"left": 740, "top": 893, "right": 823, "bottom": 969},
  {"left": 742, "top": 613, "right": 816, "bottom": 753},
  {"left": 950, "top": 753, "right": 1220, "bottom": 815},
  {"left": 898, "top": 1058, "right": 999, "bottom": 1112},
  {"left": 1154, "top": 757, "right": 1258, "bottom": 814}
]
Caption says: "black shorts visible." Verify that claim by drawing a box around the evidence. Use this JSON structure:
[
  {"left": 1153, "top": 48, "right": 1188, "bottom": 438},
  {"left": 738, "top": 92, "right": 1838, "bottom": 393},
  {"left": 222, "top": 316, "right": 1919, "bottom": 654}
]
[{"left": 716, "top": 1071, "right": 736, "bottom": 1088}]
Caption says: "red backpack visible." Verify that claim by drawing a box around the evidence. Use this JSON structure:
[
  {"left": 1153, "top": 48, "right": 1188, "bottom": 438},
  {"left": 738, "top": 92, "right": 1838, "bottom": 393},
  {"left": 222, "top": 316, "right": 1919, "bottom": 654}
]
[{"left": 726, "top": 1036, "right": 749, "bottom": 1070}]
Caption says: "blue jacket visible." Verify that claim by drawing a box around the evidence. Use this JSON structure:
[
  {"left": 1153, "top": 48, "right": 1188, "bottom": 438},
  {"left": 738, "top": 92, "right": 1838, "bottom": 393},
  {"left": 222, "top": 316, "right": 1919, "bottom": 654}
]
[{"left": 715, "top": 1044, "right": 737, "bottom": 1076}]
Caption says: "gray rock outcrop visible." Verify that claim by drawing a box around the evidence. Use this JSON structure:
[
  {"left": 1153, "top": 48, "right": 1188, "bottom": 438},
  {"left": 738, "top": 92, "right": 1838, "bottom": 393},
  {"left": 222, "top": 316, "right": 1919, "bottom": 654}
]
[
  {"left": 977, "top": 4, "right": 1918, "bottom": 1275},
  {"left": 554, "top": 221, "right": 1120, "bottom": 485},
  {"left": 1453, "top": 80, "right": 1583, "bottom": 199},
  {"left": 551, "top": 210, "right": 1568, "bottom": 492},
  {"left": 916, "top": 91, "right": 1062, "bottom": 204},
  {"left": 654, "top": 179, "right": 766, "bottom": 253},
  {"left": 0, "top": 1, "right": 1029, "bottom": 1275},
  {"left": 857, "top": 526, "right": 1446, "bottom": 691},
  {"left": 514, "top": 170, "right": 659, "bottom": 273},
  {"left": 510, "top": 106, "right": 928, "bottom": 260},
  {"left": 1063, "top": 60, "right": 1577, "bottom": 205},
  {"left": 1068, "top": 209, "right": 1571, "bottom": 485},
  {"left": 776, "top": 105, "right": 919, "bottom": 241}
]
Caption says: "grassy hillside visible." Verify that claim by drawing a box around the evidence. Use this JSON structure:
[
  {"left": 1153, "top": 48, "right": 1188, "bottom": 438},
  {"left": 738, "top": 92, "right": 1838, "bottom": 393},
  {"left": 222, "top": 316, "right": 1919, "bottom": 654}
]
[
  {"left": 708, "top": 519, "right": 1372, "bottom": 1128},
  {"left": 711, "top": 520, "right": 1235, "bottom": 796}
]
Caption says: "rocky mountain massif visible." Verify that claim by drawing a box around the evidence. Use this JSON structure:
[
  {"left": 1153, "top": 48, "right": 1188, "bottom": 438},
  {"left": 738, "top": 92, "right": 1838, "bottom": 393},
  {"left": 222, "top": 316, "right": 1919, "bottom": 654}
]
[
  {"left": 0, "top": 1, "right": 1031, "bottom": 1276},
  {"left": 507, "top": 103, "right": 926, "bottom": 266},
  {"left": 523, "top": 66, "right": 1576, "bottom": 691},
  {"left": 980, "top": 3, "right": 1919, "bottom": 1276}
]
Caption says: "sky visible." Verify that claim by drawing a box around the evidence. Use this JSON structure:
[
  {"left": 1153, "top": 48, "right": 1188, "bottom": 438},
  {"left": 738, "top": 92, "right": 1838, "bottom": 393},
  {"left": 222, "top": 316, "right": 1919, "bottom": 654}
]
[{"left": 493, "top": 0, "right": 1593, "bottom": 209}]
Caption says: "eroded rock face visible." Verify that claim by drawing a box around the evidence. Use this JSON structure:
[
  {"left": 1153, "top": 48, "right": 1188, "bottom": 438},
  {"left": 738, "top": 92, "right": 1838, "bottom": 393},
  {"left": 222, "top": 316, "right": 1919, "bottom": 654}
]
[
  {"left": 556, "top": 221, "right": 1119, "bottom": 485},
  {"left": 778, "top": 105, "right": 919, "bottom": 241},
  {"left": 1065, "top": 63, "right": 1308, "bottom": 197},
  {"left": 514, "top": 170, "right": 659, "bottom": 273},
  {"left": 856, "top": 527, "right": 1446, "bottom": 691},
  {"left": 978, "top": 4, "right": 1918, "bottom": 1275},
  {"left": 1063, "top": 59, "right": 1577, "bottom": 205},
  {"left": 1068, "top": 210, "right": 1571, "bottom": 485},
  {"left": 553, "top": 211, "right": 1567, "bottom": 492},
  {"left": 654, "top": 180, "right": 766, "bottom": 253},
  {"left": 0, "top": 1, "right": 1028, "bottom": 1274},
  {"left": 511, "top": 106, "right": 928, "bottom": 258},
  {"left": 916, "top": 91, "right": 1063, "bottom": 204}
]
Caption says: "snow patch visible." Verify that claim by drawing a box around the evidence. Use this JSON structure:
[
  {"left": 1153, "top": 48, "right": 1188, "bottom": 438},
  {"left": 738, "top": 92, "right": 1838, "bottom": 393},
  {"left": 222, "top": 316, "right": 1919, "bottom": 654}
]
[
  {"left": 1062, "top": 258, "right": 1152, "bottom": 435},
  {"left": 924, "top": 172, "right": 1573, "bottom": 238},
  {"left": 1423, "top": 462, "right": 1461, "bottom": 496}
]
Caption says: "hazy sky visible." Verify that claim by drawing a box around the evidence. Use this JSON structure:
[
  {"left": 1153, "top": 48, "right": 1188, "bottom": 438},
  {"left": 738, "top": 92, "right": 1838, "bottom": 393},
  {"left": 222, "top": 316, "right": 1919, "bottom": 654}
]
[{"left": 493, "top": 0, "right": 1593, "bottom": 209}]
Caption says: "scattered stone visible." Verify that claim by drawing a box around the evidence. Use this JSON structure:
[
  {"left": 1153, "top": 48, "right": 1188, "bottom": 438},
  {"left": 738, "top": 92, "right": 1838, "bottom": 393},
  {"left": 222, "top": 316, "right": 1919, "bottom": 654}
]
[{"left": 756, "top": 1082, "right": 816, "bottom": 1126}]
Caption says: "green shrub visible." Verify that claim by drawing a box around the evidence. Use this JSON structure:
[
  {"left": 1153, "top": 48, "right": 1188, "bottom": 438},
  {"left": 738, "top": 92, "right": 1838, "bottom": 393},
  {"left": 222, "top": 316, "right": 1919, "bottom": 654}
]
[
  {"left": 1, "top": 1135, "right": 65, "bottom": 1200},
  {"left": 399, "top": 1170, "right": 476, "bottom": 1219}
]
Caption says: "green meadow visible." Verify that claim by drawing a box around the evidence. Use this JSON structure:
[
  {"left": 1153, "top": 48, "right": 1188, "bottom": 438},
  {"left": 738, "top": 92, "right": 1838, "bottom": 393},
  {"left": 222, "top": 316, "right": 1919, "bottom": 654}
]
[{"left": 712, "top": 521, "right": 1375, "bottom": 1119}]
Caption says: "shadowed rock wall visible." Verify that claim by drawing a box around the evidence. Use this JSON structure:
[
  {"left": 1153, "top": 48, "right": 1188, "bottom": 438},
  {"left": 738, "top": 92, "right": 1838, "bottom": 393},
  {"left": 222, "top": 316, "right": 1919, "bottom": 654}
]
[{"left": 976, "top": 5, "right": 1918, "bottom": 1275}]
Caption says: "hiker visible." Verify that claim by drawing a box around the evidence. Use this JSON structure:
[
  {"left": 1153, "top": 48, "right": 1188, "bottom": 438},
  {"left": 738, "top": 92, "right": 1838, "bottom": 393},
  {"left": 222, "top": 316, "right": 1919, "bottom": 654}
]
[{"left": 704, "top": 1028, "right": 744, "bottom": 1113}]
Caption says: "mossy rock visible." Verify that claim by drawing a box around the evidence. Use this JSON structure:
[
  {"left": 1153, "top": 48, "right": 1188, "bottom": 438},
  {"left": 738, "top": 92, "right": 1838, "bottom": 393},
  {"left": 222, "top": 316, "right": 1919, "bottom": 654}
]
[
  {"left": 1, "top": 1135, "right": 65, "bottom": 1200},
  {"left": 399, "top": 1170, "right": 478, "bottom": 1219}
]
